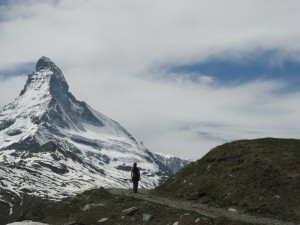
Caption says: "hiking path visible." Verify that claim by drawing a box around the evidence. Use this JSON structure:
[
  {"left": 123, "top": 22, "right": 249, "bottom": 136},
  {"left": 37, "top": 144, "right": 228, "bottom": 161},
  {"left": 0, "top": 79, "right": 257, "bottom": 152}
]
[{"left": 107, "top": 188, "right": 297, "bottom": 225}]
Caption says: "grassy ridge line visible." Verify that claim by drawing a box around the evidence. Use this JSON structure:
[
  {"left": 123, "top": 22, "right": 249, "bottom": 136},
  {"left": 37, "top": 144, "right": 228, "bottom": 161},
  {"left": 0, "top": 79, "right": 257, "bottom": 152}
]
[{"left": 154, "top": 138, "right": 300, "bottom": 223}]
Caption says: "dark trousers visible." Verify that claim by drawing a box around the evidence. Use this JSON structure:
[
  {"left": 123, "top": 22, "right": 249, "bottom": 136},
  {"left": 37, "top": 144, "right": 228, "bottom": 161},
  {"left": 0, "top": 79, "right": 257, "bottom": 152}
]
[{"left": 133, "top": 181, "right": 139, "bottom": 193}]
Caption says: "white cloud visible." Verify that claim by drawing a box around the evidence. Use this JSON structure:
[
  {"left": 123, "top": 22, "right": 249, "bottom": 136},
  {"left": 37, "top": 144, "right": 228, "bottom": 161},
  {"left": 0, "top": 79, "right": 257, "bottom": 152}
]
[
  {"left": 1, "top": 0, "right": 300, "bottom": 70},
  {"left": 0, "top": 76, "right": 27, "bottom": 108},
  {"left": 0, "top": 0, "right": 300, "bottom": 159},
  {"left": 65, "top": 67, "right": 300, "bottom": 159}
]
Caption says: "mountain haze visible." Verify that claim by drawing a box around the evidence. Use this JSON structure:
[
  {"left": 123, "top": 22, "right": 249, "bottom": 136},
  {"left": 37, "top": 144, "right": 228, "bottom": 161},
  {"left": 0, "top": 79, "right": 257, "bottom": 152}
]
[{"left": 0, "top": 57, "right": 189, "bottom": 223}]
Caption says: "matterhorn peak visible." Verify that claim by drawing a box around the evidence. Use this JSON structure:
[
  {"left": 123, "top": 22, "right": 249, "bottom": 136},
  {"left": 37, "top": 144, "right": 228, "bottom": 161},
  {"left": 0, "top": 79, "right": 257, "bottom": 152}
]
[
  {"left": 0, "top": 57, "right": 190, "bottom": 221},
  {"left": 36, "top": 56, "right": 56, "bottom": 70},
  {"left": 35, "top": 56, "right": 64, "bottom": 76},
  {"left": 19, "top": 56, "right": 68, "bottom": 97}
]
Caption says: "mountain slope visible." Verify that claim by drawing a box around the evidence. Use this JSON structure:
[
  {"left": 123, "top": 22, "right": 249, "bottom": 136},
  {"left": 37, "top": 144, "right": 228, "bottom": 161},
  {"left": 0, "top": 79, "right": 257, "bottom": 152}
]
[
  {"left": 154, "top": 138, "right": 300, "bottom": 223},
  {"left": 0, "top": 57, "right": 189, "bottom": 223}
]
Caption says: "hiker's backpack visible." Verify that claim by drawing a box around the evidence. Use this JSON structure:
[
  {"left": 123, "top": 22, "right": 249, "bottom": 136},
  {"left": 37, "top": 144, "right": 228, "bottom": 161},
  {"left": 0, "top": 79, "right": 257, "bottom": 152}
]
[{"left": 132, "top": 167, "right": 140, "bottom": 181}]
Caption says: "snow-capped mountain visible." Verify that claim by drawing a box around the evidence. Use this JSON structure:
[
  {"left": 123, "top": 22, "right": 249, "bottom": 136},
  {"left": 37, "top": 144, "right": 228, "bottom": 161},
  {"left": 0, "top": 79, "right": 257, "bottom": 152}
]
[{"left": 0, "top": 57, "right": 189, "bottom": 223}]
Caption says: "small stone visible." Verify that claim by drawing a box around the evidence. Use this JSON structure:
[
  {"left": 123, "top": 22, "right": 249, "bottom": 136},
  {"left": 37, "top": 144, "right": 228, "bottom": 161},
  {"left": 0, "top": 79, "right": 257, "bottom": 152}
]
[
  {"left": 143, "top": 214, "right": 152, "bottom": 222},
  {"left": 122, "top": 206, "right": 140, "bottom": 216},
  {"left": 228, "top": 207, "right": 237, "bottom": 212},
  {"left": 195, "top": 218, "right": 200, "bottom": 223},
  {"left": 173, "top": 222, "right": 179, "bottom": 225},
  {"left": 82, "top": 203, "right": 105, "bottom": 211},
  {"left": 98, "top": 218, "right": 109, "bottom": 223},
  {"left": 82, "top": 205, "right": 90, "bottom": 211}
]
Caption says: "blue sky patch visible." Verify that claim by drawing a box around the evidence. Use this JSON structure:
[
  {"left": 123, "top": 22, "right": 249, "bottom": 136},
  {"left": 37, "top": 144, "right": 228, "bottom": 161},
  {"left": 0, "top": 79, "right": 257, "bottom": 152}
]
[
  {"left": 0, "top": 62, "right": 35, "bottom": 78},
  {"left": 0, "top": 0, "right": 8, "bottom": 5},
  {"left": 167, "top": 50, "right": 300, "bottom": 89}
]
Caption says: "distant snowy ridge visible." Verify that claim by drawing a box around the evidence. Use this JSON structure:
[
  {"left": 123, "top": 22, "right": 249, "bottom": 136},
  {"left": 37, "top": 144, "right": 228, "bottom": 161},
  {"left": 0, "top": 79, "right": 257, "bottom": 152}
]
[
  {"left": 152, "top": 152, "right": 190, "bottom": 174},
  {"left": 0, "top": 56, "right": 189, "bottom": 224}
]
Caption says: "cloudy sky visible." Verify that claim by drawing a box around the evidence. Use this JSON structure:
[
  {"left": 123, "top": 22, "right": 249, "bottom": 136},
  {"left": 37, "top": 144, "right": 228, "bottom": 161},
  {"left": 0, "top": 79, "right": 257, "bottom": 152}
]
[{"left": 0, "top": 0, "right": 299, "bottom": 160}]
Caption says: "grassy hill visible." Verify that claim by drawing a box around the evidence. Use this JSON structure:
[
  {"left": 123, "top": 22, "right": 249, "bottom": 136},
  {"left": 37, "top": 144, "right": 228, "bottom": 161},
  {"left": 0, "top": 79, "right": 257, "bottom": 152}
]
[{"left": 154, "top": 138, "right": 300, "bottom": 223}]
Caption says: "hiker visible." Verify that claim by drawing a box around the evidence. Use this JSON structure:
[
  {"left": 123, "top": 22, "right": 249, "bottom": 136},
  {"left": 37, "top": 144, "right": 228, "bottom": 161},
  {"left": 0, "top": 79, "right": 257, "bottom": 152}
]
[{"left": 131, "top": 162, "right": 140, "bottom": 193}]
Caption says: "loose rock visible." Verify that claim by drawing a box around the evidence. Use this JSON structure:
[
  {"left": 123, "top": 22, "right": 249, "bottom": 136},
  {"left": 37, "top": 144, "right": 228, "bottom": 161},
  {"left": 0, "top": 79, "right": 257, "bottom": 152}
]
[
  {"left": 143, "top": 214, "right": 152, "bottom": 222},
  {"left": 98, "top": 218, "right": 109, "bottom": 223},
  {"left": 228, "top": 207, "right": 237, "bottom": 212},
  {"left": 82, "top": 203, "right": 105, "bottom": 211},
  {"left": 122, "top": 206, "right": 140, "bottom": 216}
]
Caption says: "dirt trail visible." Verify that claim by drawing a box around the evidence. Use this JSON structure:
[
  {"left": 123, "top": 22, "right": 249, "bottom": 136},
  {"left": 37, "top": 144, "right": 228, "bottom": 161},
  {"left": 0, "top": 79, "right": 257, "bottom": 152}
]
[{"left": 107, "top": 188, "right": 297, "bottom": 225}]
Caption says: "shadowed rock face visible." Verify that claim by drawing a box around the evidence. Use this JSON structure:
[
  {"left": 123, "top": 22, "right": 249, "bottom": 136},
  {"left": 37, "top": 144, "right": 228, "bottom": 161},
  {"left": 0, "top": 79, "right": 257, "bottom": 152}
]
[
  {"left": 37, "top": 56, "right": 69, "bottom": 99},
  {"left": 20, "top": 56, "right": 68, "bottom": 97},
  {"left": 36, "top": 56, "right": 59, "bottom": 70},
  {"left": 22, "top": 56, "right": 103, "bottom": 129}
]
